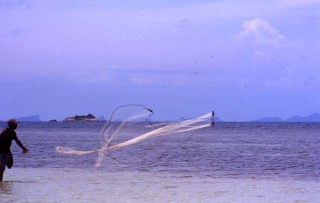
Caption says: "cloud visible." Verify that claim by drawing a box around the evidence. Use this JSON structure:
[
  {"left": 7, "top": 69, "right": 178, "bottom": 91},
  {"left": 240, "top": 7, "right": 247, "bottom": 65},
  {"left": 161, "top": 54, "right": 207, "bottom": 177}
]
[{"left": 235, "top": 18, "right": 286, "bottom": 45}]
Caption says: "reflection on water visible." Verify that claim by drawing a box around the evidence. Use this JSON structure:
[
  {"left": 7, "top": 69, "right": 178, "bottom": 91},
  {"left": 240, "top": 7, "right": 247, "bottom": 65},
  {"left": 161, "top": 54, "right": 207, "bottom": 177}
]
[
  {"left": 0, "top": 181, "right": 30, "bottom": 202},
  {"left": 0, "top": 181, "right": 13, "bottom": 195}
]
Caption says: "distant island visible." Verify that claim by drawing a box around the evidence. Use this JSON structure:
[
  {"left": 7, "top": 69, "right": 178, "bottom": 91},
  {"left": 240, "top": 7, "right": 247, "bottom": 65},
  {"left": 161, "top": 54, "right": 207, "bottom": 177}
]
[
  {"left": 251, "top": 113, "right": 320, "bottom": 122},
  {"left": 285, "top": 113, "right": 320, "bottom": 122},
  {"left": 63, "top": 114, "right": 98, "bottom": 121}
]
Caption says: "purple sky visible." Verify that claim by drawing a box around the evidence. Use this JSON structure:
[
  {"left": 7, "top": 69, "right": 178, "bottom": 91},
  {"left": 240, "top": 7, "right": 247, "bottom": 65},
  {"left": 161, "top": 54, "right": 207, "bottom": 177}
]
[{"left": 0, "top": 0, "right": 319, "bottom": 121}]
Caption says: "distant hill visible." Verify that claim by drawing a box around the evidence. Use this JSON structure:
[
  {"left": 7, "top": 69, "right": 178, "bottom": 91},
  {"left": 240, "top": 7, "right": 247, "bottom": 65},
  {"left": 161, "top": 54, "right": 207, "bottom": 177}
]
[
  {"left": 286, "top": 113, "right": 320, "bottom": 122},
  {"left": 251, "top": 113, "right": 320, "bottom": 122},
  {"left": 16, "top": 115, "right": 41, "bottom": 122}
]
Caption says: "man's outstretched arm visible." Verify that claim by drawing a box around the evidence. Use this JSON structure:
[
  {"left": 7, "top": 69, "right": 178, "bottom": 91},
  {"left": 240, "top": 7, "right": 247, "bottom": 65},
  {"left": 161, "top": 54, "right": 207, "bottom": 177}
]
[{"left": 14, "top": 137, "right": 29, "bottom": 154}]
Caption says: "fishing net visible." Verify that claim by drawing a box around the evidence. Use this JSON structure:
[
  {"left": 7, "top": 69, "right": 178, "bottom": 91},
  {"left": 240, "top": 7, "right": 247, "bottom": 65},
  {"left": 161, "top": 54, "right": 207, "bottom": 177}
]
[{"left": 56, "top": 105, "right": 212, "bottom": 167}]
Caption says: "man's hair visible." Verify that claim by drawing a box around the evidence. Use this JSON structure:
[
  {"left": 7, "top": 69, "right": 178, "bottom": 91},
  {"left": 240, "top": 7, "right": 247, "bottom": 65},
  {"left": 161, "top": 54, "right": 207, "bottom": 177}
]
[{"left": 7, "top": 119, "right": 18, "bottom": 128}]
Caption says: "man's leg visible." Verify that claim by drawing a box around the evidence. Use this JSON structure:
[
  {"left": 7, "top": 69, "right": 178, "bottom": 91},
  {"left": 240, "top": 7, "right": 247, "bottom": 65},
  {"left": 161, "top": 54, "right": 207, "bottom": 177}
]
[
  {"left": 0, "top": 168, "right": 4, "bottom": 181},
  {"left": 0, "top": 155, "right": 6, "bottom": 181}
]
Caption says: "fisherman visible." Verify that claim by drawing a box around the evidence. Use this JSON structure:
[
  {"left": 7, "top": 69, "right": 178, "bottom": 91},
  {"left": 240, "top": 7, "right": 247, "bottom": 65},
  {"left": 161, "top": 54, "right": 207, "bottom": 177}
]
[
  {"left": 211, "top": 111, "right": 215, "bottom": 127},
  {"left": 0, "top": 119, "right": 28, "bottom": 181}
]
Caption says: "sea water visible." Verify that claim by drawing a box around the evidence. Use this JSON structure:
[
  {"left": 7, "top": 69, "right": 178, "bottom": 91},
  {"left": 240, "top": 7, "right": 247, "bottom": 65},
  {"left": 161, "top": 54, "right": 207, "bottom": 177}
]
[{"left": 0, "top": 121, "right": 319, "bottom": 202}]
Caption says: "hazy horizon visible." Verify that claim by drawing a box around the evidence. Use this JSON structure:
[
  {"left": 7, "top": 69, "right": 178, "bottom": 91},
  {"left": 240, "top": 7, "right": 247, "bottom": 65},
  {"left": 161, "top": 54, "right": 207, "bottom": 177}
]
[{"left": 1, "top": 111, "right": 319, "bottom": 123}]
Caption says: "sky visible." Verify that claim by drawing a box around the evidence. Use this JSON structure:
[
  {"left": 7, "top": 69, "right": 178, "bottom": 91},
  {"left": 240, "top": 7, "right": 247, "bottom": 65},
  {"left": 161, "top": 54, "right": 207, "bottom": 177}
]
[{"left": 0, "top": 0, "right": 319, "bottom": 121}]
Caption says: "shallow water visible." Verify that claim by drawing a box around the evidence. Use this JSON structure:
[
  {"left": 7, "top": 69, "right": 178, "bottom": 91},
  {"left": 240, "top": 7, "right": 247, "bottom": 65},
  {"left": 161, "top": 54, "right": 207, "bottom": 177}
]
[
  {"left": 2, "top": 168, "right": 320, "bottom": 203},
  {"left": 1, "top": 121, "right": 320, "bottom": 202}
]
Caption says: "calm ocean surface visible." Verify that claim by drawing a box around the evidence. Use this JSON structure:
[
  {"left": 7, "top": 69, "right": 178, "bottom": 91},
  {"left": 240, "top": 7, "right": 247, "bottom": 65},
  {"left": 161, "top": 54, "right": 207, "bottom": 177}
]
[{"left": 1, "top": 121, "right": 320, "bottom": 202}]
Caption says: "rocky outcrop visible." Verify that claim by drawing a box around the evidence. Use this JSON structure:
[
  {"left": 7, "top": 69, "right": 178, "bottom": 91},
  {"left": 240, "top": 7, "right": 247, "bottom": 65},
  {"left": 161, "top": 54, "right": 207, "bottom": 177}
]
[{"left": 63, "top": 114, "right": 97, "bottom": 121}]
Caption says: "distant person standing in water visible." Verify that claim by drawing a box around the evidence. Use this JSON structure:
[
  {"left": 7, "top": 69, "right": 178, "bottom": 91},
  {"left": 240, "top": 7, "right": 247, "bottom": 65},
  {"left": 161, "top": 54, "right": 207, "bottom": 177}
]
[
  {"left": 0, "top": 119, "right": 28, "bottom": 181},
  {"left": 211, "top": 111, "right": 215, "bottom": 127}
]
